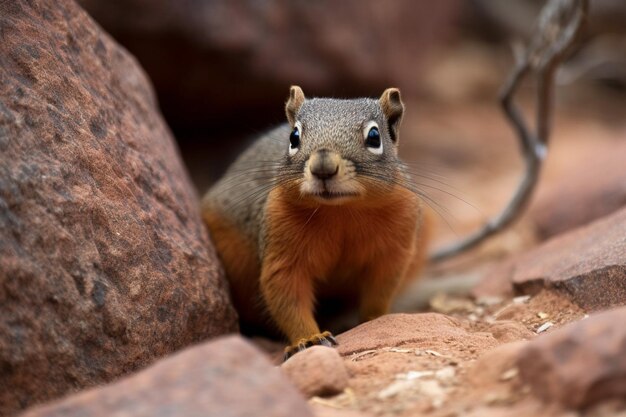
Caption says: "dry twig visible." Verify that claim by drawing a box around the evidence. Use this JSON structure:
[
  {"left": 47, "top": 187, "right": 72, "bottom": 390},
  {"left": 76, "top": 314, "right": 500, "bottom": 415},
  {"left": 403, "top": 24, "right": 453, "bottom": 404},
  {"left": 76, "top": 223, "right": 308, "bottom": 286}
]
[{"left": 432, "top": 0, "right": 589, "bottom": 262}]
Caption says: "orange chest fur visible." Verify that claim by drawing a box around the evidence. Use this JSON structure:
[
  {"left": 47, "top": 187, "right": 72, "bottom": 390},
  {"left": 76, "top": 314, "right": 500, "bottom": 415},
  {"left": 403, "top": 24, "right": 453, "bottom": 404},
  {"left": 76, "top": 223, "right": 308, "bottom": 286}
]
[{"left": 263, "top": 186, "right": 421, "bottom": 281}]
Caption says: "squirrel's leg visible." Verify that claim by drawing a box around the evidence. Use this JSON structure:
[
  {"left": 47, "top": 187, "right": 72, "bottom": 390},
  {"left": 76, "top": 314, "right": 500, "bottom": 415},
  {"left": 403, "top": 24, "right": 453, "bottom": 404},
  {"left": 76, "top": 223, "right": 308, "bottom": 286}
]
[
  {"left": 260, "top": 259, "right": 337, "bottom": 360},
  {"left": 358, "top": 263, "right": 407, "bottom": 323},
  {"left": 360, "top": 213, "right": 425, "bottom": 322}
]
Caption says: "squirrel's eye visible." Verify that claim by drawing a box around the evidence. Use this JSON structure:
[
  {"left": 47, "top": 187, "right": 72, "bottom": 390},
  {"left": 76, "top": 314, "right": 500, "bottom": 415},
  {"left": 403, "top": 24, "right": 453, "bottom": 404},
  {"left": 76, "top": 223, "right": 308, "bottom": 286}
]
[
  {"left": 289, "top": 128, "right": 300, "bottom": 148},
  {"left": 366, "top": 127, "right": 380, "bottom": 148},
  {"left": 363, "top": 122, "right": 383, "bottom": 155},
  {"left": 289, "top": 123, "right": 301, "bottom": 156}
]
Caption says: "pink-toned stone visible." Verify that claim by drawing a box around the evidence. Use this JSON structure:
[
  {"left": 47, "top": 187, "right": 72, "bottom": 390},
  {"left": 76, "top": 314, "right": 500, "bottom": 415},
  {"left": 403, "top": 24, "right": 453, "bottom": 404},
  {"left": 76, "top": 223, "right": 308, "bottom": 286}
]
[
  {"left": 336, "top": 313, "right": 499, "bottom": 357},
  {"left": 20, "top": 336, "right": 313, "bottom": 417},
  {"left": 0, "top": 1, "right": 236, "bottom": 414},
  {"left": 466, "top": 341, "right": 527, "bottom": 386},
  {"left": 474, "top": 207, "right": 626, "bottom": 311},
  {"left": 517, "top": 307, "right": 626, "bottom": 408},
  {"left": 282, "top": 346, "right": 349, "bottom": 398}
]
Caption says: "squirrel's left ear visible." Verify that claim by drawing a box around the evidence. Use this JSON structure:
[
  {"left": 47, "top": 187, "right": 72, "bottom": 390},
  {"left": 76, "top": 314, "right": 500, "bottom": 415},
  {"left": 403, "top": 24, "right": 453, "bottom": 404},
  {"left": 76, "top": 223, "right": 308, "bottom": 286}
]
[
  {"left": 379, "top": 88, "right": 404, "bottom": 142},
  {"left": 285, "top": 85, "right": 305, "bottom": 126}
]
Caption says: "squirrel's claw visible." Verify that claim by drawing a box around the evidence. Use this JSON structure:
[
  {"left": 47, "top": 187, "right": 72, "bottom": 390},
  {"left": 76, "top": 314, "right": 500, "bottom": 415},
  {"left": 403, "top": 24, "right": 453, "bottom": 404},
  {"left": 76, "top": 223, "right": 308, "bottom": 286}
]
[
  {"left": 319, "top": 338, "right": 333, "bottom": 347},
  {"left": 325, "top": 333, "right": 338, "bottom": 345},
  {"left": 283, "top": 331, "right": 338, "bottom": 361}
]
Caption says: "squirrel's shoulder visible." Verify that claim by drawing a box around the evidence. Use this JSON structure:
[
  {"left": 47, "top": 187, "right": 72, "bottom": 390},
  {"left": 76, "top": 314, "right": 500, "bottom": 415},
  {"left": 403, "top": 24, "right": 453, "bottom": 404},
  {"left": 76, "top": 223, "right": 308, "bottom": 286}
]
[
  {"left": 202, "top": 124, "right": 291, "bottom": 239},
  {"left": 229, "top": 123, "right": 291, "bottom": 168}
]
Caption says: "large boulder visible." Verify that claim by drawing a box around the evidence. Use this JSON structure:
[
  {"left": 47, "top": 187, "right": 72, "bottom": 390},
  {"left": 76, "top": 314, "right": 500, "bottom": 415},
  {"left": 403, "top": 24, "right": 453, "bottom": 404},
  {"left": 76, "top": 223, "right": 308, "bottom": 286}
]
[
  {"left": 20, "top": 336, "right": 313, "bottom": 417},
  {"left": 517, "top": 307, "right": 626, "bottom": 408},
  {"left": 474, "top": 207, "right": 626, "bottom": 311},
  {"left": 0, "top": 0, "right": 237, "bottom": 415}
]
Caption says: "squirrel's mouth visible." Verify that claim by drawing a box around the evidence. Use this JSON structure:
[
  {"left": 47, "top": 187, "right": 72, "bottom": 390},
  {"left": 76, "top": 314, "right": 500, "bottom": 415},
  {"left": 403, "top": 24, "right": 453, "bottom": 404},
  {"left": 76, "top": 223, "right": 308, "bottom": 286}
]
[
  {"left": 300, "top": 168, "right": 364, "bottom": 204},
  {"left": 303, "top": 180, "right": 362, "bottom": 204},
  {"left": 315, "top": 190, "right": 360, "bottom": 200}
]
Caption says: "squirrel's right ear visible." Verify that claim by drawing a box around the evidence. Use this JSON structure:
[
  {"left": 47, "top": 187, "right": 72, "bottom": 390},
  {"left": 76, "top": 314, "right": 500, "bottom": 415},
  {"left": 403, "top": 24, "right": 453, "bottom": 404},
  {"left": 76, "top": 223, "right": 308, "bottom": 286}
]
[
  {"left": 379, "top": 88, "right": 404, "bottom": 142},
  {"left": 285, "top": 85, "right": 305, "bottom": 126}
]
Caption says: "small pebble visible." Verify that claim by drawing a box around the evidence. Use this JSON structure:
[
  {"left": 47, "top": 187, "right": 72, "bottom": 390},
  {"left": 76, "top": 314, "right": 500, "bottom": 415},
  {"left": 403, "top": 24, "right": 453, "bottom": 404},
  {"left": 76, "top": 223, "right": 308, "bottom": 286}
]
[
  {"left": 536, "top": 322, "right": 554, "bottom": 333},
  {"left": 513, "top": 295, "right": 531, "bottom": 304},
  {"left": 281, "top": 346, "right": 348, "bottom": 398}
]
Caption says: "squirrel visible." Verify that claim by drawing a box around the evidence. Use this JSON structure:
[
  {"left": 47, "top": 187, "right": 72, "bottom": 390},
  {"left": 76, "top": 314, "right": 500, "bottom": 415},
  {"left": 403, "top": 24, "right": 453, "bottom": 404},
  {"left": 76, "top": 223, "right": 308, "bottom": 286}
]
[{"left": 202, "top": 86, "right": 431, "bottom": 359}]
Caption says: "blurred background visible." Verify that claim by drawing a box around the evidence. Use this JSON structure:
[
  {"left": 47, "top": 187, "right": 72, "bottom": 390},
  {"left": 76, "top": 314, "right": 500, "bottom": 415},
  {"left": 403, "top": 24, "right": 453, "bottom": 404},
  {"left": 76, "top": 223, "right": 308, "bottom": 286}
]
[{"left": 78, "top": 0, "right": 626, "bottom": 287}]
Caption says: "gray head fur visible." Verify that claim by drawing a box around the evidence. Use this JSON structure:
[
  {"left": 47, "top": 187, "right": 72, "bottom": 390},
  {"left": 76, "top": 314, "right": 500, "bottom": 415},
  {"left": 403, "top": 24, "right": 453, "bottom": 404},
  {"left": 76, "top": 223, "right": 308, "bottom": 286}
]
[{"left": 281, "top": 86, "right": 406, "bottom": 200}]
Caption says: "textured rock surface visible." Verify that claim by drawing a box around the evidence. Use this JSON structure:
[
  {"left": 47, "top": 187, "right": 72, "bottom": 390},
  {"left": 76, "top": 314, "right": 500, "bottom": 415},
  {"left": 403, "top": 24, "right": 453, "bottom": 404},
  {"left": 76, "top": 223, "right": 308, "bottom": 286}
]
[
  {"left": 474, "top": 207, "right": 626, "bottom": 311},
  {"left": 20, "top": 336, "right": 312, "bottom": 417},
  {"left": 336, "top": 313, "right": 499, "bottom": 357},
  {"left": 517, "top": 307, "right": 626, "bottom": 408},
  {"left": 466, "top": 341, "right": 527, "bottom": 387},
  {"left": 313, "top": 313, "right": 530, "bottom": 416},
  {"left": 0, "top": 0, "right": 237, "bottom": 414},
  {"left": 282, "top": 346, "right": 349, "bottom": 398}
]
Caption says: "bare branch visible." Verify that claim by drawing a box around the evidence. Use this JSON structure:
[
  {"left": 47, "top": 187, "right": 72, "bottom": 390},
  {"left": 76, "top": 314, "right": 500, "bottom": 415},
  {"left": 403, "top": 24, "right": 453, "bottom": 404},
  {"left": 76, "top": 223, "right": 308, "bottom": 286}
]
[{"left": 431, "top": 0, "right": 589, "bottom": 262}]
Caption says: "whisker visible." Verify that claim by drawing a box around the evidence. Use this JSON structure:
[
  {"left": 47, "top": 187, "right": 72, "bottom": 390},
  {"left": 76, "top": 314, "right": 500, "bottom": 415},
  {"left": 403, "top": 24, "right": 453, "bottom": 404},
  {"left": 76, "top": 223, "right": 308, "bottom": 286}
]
[
  {"left": 354, "top": 170, "right": 461, "bottom": 235},
  {"left": 360, "top": 162, "right": 482, "bottom": 216}
]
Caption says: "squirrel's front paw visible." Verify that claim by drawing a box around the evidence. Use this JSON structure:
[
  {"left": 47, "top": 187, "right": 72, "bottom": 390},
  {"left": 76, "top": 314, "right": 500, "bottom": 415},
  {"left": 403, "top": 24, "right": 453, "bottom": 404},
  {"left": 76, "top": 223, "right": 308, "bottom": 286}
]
[{"left": 283, "top": 331, "right": 338, "bottom": 361}]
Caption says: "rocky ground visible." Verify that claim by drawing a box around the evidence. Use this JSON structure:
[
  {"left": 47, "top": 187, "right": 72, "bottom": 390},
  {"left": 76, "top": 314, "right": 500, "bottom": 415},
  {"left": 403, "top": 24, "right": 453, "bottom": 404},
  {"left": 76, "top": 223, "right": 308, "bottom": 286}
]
[{"left": 1, "top": 0, "right": 625, "bottom": 417}]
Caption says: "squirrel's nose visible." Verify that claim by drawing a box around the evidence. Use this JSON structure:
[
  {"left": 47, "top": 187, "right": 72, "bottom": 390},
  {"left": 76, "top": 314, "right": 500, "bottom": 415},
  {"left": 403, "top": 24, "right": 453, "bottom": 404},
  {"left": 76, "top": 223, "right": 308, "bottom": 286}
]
[
  {"left": 310, "top": 149, "right": 339, "bottom": 180},
  {"left": 311, "top": 165, "right": 338, "bottom": 180}
]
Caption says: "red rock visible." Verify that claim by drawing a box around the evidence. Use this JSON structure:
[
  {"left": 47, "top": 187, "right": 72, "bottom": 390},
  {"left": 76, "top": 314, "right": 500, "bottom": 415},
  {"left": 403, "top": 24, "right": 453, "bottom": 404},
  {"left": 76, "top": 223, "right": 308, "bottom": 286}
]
[
  {"left": 0, "top": 0, "right": 237, "bottom": 414},
  {"left": 20, "top": 336, "right": 313, "bottom": 417},
  {"left": 466, "top": 341, "right": 527, "bottom": 387},
  {"left": 530, "top": 140, "right": 626, "bottom": 240},
  {"left": 474, "top": 207, "right": 626, "bottom": 311},
  {"left": 517, "top": 307, "right": 626, "bottom": 408},
  {"left": 336, "top": 313, "right": 498, "bottom": 357},
  {"left": 282, "top": 346, "right": 349, "bottom": 398}
]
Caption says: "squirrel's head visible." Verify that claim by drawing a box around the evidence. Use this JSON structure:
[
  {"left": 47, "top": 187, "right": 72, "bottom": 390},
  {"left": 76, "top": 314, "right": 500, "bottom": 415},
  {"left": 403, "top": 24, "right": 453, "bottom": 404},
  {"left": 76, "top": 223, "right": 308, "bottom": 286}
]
[{"left": 282, "top": 85, "right": 405, "bottom": 205}]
